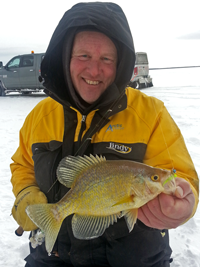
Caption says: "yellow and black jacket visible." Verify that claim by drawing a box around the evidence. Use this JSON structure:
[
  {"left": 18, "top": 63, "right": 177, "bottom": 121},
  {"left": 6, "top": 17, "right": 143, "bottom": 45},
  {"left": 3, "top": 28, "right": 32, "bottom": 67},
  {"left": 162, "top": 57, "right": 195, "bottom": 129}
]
[
  {"left": 10, "top": 3, "right": 198, "bottom": 267},
  {"left": 11, "top": 87, "right": 198, "bottom": 205}
]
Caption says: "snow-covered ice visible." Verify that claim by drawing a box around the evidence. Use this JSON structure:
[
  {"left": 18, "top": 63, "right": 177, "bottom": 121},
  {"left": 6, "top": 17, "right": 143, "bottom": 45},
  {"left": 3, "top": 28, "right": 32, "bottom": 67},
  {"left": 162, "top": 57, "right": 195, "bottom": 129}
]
[
  {"left": 143, "top": 85, "right": 200, "bottom": 267},
  {"left": 0, "top": 77, "right": 199, "bottom": 266}
]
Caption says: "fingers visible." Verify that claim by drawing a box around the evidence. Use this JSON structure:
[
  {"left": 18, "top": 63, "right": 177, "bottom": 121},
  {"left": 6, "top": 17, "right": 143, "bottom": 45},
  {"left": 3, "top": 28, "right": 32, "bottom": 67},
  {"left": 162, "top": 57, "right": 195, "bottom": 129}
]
[
  {"left": 173, "top": 177, "right": 195, "bottom": 218},
  {"left": 174, "top": 177, "right": 193, "bottom": 199},
  {"left": 138, "top": 198, "right": 165, "bottom": 229},
  {"left": 138, "top": 194, "right": 180, "bottom": 229},
  {"left": 138, "top": 182, "right": 196, "bottom": 230},
  {"left": 174, "top": 186, "right": 183, "bottom": 198}
]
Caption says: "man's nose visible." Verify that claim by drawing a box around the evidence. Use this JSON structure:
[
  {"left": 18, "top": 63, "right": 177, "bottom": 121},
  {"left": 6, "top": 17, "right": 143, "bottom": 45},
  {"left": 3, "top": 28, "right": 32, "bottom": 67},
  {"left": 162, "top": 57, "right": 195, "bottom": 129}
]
[{"left": 87, "top": 60, "right": 101, "bottom": 77}]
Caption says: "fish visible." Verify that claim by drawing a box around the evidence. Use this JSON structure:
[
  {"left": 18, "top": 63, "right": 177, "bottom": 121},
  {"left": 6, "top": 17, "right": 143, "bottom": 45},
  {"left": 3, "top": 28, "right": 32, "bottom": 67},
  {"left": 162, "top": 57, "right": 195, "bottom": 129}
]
[{"left": 26, "top": 154, "right": 176, "bottom": 254}]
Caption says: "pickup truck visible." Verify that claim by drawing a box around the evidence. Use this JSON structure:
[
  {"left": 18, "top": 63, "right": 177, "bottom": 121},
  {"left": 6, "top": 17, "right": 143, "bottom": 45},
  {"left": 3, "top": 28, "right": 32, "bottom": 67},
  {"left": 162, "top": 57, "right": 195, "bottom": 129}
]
[
  {"left": 128, "top": 52, "right": 153, "bottom": 89},
  {"left": 0, "top": 52, "right": 45, "bottom": 96}
]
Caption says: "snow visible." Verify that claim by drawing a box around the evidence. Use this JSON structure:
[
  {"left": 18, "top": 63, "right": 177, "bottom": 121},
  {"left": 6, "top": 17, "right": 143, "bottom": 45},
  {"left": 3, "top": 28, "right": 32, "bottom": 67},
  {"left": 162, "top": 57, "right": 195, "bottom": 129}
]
[
  {"left": 143, "top": 85, "right": 200, "bottom": 267},
  {"left": 0, "top": 74, "right": 200, "bottom": 266}
]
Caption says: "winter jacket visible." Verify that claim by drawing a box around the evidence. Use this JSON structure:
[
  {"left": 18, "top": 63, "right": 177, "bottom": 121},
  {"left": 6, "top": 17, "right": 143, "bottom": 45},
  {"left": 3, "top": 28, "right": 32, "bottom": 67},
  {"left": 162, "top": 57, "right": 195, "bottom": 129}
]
[
  {"left": 10, "top": 2, "right": 198, "bottom": 267},
  {"left": 11, "top": 88, "right": 198, "bottom": 204}
]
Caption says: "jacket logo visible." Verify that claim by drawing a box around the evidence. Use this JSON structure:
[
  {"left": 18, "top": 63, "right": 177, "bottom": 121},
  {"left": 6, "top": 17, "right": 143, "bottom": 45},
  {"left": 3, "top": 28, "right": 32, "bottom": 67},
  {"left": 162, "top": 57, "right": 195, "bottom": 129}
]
[
  {"left": 106, "top": 124, "right": 124, "bottom": 132},
  {"left": 107, "top": 142, "right": 132, "bottom": 154}
]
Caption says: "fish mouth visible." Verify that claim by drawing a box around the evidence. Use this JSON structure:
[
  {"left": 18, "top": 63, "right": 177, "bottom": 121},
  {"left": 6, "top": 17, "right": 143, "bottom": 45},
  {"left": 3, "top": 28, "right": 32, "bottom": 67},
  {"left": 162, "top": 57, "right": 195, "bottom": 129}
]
[
  {"left": 162, "top": 174, "right": 174, "bottom": 187},
  {"left": 163, "top": 174, "right": 176, "bottom": 194}
]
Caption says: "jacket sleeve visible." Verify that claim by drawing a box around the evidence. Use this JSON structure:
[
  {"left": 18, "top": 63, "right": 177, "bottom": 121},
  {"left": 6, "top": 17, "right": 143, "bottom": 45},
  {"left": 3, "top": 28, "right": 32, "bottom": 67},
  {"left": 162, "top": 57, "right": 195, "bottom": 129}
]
[
  {"left": 143, "top": 100, "right": 199, "bottom": 218},
  {"left": 10, "top": 110, "right": 38, "bottom": 197}
]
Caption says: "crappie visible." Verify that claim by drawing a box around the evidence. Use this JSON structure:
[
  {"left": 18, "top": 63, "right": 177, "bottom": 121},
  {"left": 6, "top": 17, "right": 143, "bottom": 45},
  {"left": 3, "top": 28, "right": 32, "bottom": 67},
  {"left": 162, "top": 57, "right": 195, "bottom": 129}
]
[{"left": 26, "top": 154, "right": 176, "bottom": 254}]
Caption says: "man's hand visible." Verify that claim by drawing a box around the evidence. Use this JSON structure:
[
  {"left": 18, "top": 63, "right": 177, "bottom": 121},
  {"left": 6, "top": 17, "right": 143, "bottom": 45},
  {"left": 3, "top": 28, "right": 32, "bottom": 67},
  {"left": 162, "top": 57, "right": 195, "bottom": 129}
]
[
  {"left": 12, "top": 186, "right": 48, "bottom": 231},
  {"left": 138, "top": 177, "right": 195, "bottom": 229}
]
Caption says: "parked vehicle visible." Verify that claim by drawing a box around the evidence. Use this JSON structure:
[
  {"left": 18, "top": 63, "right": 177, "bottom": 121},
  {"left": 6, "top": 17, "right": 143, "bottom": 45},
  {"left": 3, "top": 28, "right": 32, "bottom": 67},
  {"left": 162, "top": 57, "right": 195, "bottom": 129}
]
[
  {"left": 128, "top": 52, "right": 153, "bottom": 89},
  {"left": 0, "top": 52, "right": 45, "bottom": 96}
]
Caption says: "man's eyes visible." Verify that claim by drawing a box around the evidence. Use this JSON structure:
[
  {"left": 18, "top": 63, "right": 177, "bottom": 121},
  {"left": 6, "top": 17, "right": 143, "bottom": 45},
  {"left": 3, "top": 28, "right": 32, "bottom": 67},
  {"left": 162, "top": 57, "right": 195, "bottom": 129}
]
[
  {"left": 77, "top": 54, "right": 115, "bottom": 63},
  {"left": 102, "top": 57, "right": 115, "bottom": 64},
  {"left": 79, "top": 54, "right": 88, "bottom": 59}
]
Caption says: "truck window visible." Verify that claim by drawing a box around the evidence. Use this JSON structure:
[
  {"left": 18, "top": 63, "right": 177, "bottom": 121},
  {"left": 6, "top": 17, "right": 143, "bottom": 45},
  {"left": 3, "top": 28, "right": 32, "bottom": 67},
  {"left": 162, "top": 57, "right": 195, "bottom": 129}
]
[
  {"left": 136, "top": 54, "right": 148, "bottom": 65},
  {"left": 21, "top": 55, "right": 34, "bottom": 67},
  {"left": 7, "top": 57, "right": 20, "bottom": 68}
]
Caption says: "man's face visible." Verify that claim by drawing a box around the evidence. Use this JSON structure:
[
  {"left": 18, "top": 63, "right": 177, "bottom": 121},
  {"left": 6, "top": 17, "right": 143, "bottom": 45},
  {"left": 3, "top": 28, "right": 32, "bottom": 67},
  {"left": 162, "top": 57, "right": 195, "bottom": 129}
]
[{"left": 70, "top": 31, "right": 117, "bottom": 104}]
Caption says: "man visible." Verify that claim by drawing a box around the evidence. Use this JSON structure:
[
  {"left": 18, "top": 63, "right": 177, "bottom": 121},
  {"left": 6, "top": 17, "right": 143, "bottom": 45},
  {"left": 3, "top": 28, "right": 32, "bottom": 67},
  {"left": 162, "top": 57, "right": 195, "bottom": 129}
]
[{"left": 11, "top": 2, "right": 198, "bottom": 267}]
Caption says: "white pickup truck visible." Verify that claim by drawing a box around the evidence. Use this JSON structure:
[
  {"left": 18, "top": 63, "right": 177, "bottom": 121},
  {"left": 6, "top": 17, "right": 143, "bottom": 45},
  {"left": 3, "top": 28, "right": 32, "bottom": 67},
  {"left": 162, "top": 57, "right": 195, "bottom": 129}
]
[
  {"left": 0, "top": 52, "right": 45, "bottom": 96},
  {"left": 129, "top": 52, "right": 153, "bottom": 89}
]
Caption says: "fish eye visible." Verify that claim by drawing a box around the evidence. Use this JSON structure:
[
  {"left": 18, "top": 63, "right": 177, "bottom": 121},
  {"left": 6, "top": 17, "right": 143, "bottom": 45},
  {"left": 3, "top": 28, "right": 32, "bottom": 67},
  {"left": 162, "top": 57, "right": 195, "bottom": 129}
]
[{"left": 151, "top": 175, "right": 160, "bottom": 182}]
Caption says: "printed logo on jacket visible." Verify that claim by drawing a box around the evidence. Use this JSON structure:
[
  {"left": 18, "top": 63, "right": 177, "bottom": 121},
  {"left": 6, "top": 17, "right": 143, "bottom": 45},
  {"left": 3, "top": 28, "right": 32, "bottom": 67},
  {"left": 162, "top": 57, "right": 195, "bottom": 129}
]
[
  {"left": 106, "top": 124, "right": 124, "bottom": 132},
  {"left": 107, "top": 142, "right": 132, "bottom": 154}
]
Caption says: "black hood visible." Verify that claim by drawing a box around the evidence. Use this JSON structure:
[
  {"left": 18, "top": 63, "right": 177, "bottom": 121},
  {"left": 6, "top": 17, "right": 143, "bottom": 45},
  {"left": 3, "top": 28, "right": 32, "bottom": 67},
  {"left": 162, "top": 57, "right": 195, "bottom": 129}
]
[{"left": 41, "top": 2, "right": 135, "bottom": 111}]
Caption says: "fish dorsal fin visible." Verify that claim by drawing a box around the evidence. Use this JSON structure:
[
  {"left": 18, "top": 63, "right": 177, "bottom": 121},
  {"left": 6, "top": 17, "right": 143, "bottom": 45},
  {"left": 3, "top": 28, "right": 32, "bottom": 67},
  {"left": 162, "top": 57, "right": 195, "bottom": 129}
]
[
  {"left": 56, "top": 154, "right": 106, "bottom": 188},
  {"left": 123, "top": 209, "right": 138, "bottom": 232},
  {"left": 72, "top": 213, "right": 121, "bottom": 240}
]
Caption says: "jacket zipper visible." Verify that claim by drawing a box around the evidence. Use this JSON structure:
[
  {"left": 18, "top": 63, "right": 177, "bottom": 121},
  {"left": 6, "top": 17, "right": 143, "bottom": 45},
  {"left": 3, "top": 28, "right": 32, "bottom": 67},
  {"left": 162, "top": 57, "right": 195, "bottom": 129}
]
[
  {"left": 76, "top": 115, "right": 87, "bottom": 152},
  {"left": 82, "top": 115, "right": 86, "bottom": 123}
]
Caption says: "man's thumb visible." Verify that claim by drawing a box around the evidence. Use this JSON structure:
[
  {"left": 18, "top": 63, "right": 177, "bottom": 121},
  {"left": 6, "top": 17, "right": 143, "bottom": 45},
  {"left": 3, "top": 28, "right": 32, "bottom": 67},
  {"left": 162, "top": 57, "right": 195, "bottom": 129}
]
[{"left": 175, "top": 186, "right": 184, "bottom": 198}]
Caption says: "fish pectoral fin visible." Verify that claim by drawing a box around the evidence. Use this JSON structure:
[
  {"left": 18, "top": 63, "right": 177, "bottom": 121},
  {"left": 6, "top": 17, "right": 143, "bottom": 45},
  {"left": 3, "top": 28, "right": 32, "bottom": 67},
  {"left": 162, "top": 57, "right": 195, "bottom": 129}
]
[
  {"left": 72, "top": 213, "right": 120, "bottom": 240},
  {"left": 123, "top": 209, "right": 138, "bottom": 232},
  {"left": 56, "top": 154, "right": 106, "bottom": 188},
  {"left": 112, "top": 195, "right": 133, "bottom": 207}
]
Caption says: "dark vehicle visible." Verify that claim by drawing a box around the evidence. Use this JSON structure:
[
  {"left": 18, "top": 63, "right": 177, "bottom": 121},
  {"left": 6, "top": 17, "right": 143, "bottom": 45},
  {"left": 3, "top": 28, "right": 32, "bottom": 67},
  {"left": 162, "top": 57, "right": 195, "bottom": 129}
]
[
  {"left": 0, "top": 52, "right": 45, "bottom": 96},
  {"left": 129, "top": 52, "right": 153, "bottom": 89}
]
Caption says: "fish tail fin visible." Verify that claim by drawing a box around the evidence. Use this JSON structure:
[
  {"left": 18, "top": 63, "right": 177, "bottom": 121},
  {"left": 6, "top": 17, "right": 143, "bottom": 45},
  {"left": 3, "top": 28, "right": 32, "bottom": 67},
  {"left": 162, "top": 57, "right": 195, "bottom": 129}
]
[{"left": 26, "top": 203, "right": 65, "bottom": 254}]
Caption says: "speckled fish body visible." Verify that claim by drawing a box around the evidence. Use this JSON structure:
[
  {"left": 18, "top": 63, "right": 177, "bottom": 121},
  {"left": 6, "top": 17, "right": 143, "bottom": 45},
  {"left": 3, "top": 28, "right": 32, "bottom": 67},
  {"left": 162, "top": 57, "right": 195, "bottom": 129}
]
[{"left": 26, "top": 155, "right": 176, "bottom": 254}]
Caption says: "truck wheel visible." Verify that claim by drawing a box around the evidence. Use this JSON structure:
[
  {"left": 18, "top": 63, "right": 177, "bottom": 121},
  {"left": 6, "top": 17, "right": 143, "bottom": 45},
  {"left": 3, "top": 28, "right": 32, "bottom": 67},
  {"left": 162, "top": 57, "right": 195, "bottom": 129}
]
[
  {"left": 135, "top": 81, "right": 140, "bottom": 89},
  {"left": 148, "top": 82, "right": 153, "bottom": 87},
  {"left": 127, "top": 81, "right": 137, "bottom": 88},
  {"left": 138, "top": 83, "right": 146, "bottom": 89},
  {"left": 0, "top": 83, "right": 6, "bottom": 96},
  {"left": 139, "top": 83, "right": 142, "bottom": 89}
]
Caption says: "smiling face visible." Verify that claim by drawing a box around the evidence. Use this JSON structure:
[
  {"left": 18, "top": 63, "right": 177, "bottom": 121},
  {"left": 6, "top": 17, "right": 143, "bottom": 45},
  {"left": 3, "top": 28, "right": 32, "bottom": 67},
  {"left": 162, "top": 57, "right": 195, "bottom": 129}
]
[{"left": 69, "top": 31, "right": 118, "bottom": 104}]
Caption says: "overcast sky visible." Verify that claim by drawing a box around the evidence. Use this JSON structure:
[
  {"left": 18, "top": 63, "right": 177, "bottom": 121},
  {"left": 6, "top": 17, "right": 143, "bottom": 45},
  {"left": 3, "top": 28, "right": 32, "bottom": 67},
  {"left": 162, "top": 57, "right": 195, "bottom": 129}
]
[{"left": 1, "top": 0, "right": 200, "bottom": 68}]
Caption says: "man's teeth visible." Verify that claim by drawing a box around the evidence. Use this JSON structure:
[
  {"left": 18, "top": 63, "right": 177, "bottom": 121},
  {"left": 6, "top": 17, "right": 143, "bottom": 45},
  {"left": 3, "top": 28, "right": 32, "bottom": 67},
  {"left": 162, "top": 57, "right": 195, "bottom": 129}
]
[{"left": 85, "top": 79, "right": 99, "bottom": 85}]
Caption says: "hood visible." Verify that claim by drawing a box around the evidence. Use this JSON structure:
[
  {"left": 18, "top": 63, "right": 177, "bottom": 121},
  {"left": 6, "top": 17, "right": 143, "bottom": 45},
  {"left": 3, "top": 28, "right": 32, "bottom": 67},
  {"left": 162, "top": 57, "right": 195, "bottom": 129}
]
[{"left": 41, "top": 2, "right": 135, "bottom": 111}]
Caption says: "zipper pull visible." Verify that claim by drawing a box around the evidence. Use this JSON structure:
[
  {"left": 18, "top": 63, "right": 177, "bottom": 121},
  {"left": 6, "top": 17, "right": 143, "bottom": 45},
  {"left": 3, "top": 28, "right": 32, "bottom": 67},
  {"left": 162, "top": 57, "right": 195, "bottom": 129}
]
[{"left": 82, "top": 115, "right": 86, "bottom": 122}]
